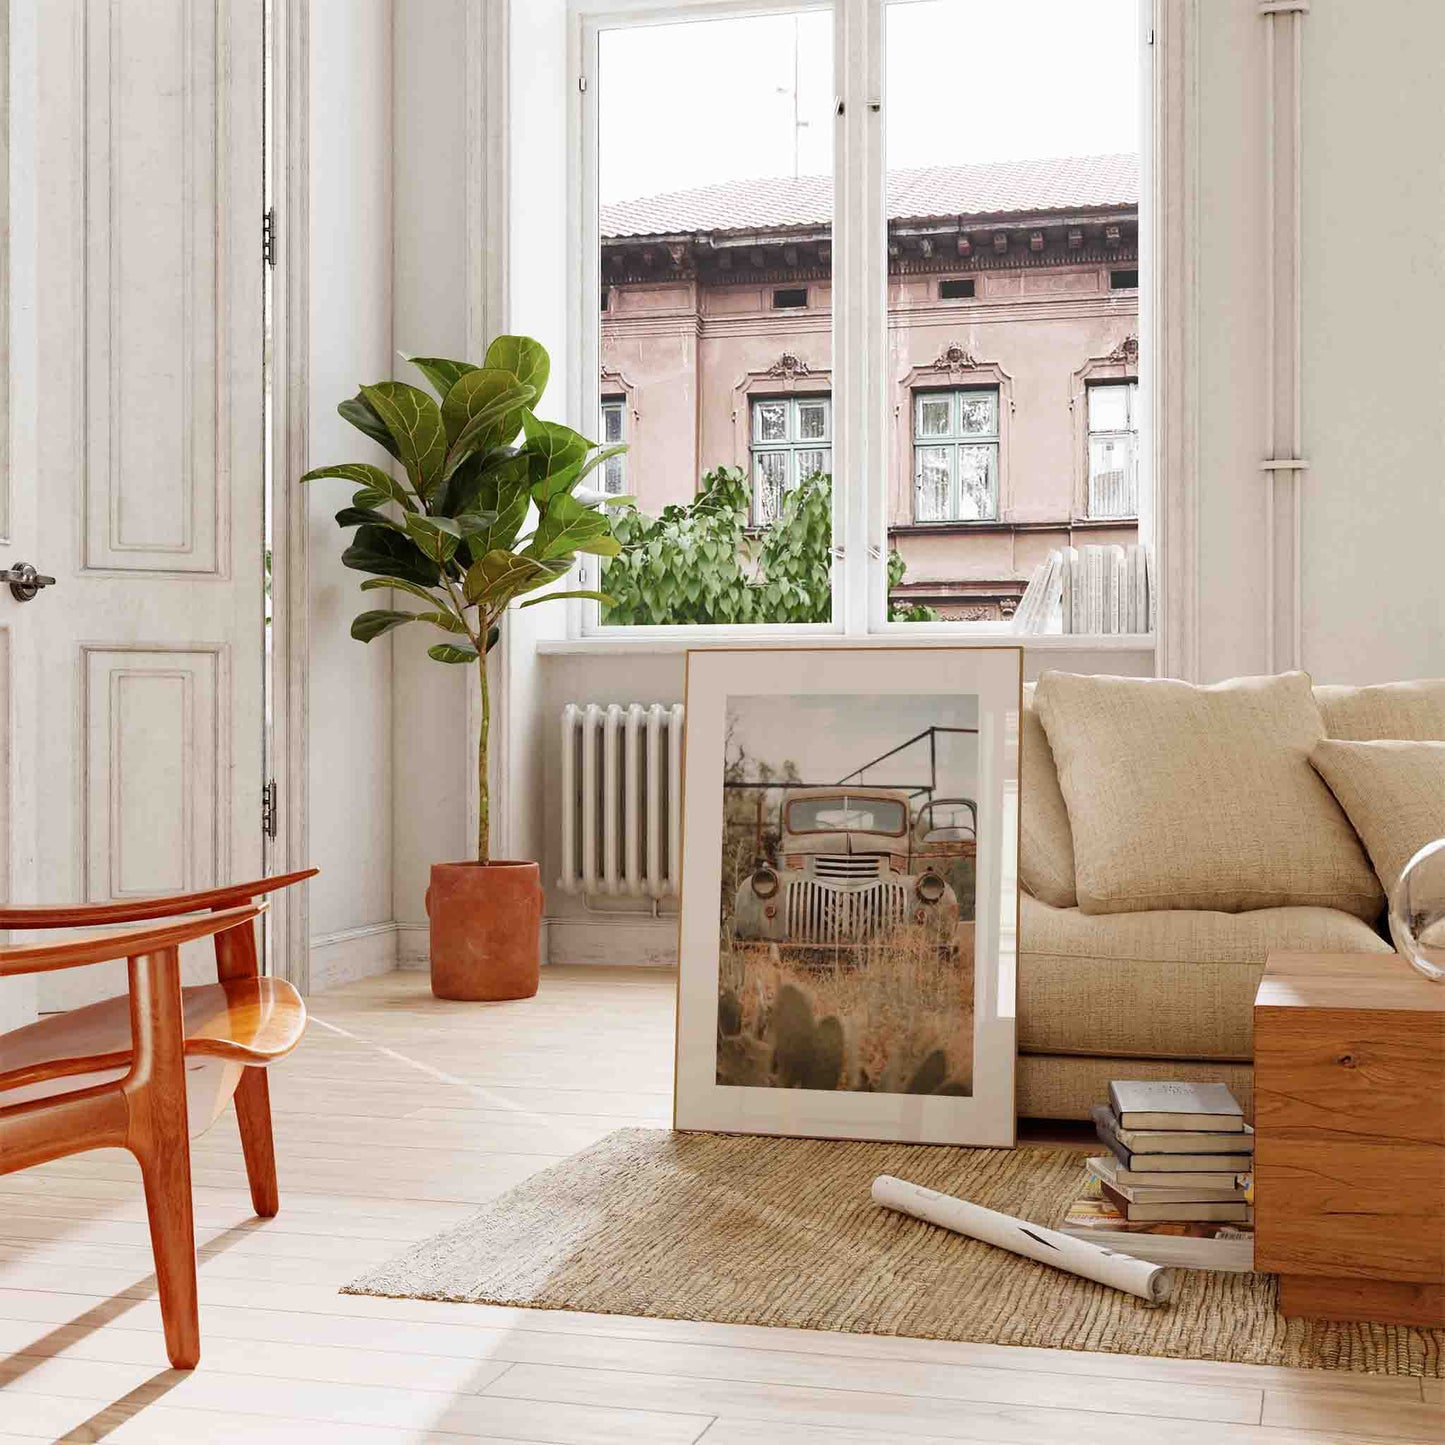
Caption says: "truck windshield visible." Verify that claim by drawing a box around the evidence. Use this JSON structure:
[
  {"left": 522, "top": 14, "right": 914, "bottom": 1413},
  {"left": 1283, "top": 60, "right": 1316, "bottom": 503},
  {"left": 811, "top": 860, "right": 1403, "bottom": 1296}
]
[{"left": 786, "top": 796, "right": 907, "bottom": 835}]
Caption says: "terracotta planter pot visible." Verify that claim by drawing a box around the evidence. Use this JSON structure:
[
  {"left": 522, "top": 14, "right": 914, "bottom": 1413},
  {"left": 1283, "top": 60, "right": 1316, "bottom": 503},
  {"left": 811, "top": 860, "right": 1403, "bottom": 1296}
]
[{"left": 427, "top": 860, "right": 542, "bottom": 1001}]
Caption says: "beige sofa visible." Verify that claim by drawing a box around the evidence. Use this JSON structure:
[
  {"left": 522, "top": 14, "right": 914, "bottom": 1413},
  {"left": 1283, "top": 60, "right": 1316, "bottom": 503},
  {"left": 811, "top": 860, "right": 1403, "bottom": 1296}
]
[{"left": 1017, "top": 679, "right": 1444, "bottom": 1120}]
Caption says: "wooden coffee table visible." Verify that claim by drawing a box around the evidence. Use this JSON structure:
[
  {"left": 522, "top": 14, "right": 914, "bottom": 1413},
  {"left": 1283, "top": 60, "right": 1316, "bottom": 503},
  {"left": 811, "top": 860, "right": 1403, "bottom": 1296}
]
[{"left": 1254, "top": 951, "right": 1445, "bottom": 1327}]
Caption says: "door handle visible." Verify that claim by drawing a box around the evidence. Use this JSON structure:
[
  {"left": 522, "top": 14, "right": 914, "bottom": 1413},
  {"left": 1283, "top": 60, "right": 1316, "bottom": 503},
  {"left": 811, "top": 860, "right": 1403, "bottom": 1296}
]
[{"left": 1, "top": 562, "right": 56, "bottom": 602}]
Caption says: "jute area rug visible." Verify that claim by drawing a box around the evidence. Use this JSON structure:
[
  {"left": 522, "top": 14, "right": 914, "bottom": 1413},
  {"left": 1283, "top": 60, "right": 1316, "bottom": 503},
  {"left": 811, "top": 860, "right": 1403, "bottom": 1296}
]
[{"left": 344, "top": 1127, "right": 1442, "bottom": 1376}]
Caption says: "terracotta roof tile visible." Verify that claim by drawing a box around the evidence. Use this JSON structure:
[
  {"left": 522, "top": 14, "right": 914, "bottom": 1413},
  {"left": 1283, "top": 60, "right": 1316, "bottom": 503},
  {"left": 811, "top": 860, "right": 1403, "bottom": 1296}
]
[{"left": 601, "top": 153, "right": 1138, "bottom": 239}]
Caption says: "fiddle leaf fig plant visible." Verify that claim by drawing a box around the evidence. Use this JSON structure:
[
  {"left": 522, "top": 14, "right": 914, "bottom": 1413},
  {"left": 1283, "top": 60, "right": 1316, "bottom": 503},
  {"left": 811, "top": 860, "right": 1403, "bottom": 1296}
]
[{"left": 302, "top": 335, "right": 623, "bottom": 862}]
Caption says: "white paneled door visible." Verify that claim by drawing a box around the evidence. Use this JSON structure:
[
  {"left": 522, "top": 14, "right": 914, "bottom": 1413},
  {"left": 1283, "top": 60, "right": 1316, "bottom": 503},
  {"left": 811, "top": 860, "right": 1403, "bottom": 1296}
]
[{"left": 2, "top": 1, "right": 266, "bottom": 1017}]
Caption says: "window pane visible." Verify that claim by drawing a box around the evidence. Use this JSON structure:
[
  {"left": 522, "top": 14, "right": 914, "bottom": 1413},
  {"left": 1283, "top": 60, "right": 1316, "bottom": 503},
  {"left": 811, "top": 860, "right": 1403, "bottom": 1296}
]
[
  {"left": 915, "top": 447, "right": 952, "bottom": 521},
  {"left": 1088, "top": 434, "right": 1136, "bottom": 518},
  {"left": 797, "top": 400, "right": 828, "bottom": 441},
  {"left": 957, "top": 390, "right": 997, "bottom": 437},
  {"left": 603, "top": 455, "right": 626, "bottom": 495},
  {"left": 917, "top": 395, "right": 951, "bottom": 438},
  {"left": 886, "top": 0, "right": 1141, "bottom": 623},
  {"left": 1087, "top": 383, "right": 1130, "bottom": 433},
  {"left": 597, "top": 9, "right": 834, "bottom": 626},
  {"left": 956, "top": 444, "right": 998, "bottom": 520},
  {"left": 796, "top": 449, "right": 828, "bottom": 480},
  {"left": 601, "top": 402, "right": 624, "bottom": 444},
  {"left": 754, "top": 450, "right": 790, "bottom": 524},
  {"left": 754, "top": 400, "right": 788, "bottom": 443}
]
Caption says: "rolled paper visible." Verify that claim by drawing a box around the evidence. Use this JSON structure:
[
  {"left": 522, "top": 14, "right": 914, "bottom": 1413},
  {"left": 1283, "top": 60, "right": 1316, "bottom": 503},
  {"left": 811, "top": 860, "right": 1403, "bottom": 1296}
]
[{"left": 871, "top": 1174, "right": 1174, "bottom": 1305}]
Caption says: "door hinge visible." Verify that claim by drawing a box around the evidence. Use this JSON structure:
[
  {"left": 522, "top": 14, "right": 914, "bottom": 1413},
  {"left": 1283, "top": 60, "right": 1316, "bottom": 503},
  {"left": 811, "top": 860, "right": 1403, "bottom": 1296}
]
[
  {"left": 262, "top": 779, "right": 279, "bottom": 839},
  {"left": 262, "top": 207, "right": 278, "bottom": 268}
]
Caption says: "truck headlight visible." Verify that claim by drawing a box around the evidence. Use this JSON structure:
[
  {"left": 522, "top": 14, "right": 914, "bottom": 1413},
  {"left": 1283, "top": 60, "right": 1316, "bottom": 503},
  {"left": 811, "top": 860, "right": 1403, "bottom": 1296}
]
[
  {"left": 751, "top": 866, "right": 780, "bottom": 899},
  {"left": 915, "top": 871, "right": 946, "bottom": 905}
]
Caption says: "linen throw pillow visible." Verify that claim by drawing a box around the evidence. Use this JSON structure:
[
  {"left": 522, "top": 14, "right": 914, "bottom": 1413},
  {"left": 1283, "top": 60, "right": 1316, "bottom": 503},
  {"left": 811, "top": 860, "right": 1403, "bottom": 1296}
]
[
  {"left": 1315, "top": 678, "right": 1445, "bottom": 742},
  {"left": 1019, "top": 684, "right": 1078, "bottom": 909},
  {"left": 1033, "top": 670, "right": 1385, "bottom": 920},
  {"left": 1310, "top": 739, "right": 1445, "bottom": 897}
]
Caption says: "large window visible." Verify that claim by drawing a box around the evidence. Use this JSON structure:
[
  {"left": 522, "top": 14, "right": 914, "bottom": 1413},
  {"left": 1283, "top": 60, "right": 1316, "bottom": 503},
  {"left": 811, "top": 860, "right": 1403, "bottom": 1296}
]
[
  {"left": 1086, "top": 381, "right": 1138, "bottom": 519},
  {"left": 591, "top": 7, "right": 834, "bottom": 627},
  {"left": 913, "top": 389, "right": 999, "bottom": 523},
  {"left": 579, "top": 0, "right": 1145, "bottom": 633},
  {"left": 751, "top": 396, "right": 832, "bottom": 525}
]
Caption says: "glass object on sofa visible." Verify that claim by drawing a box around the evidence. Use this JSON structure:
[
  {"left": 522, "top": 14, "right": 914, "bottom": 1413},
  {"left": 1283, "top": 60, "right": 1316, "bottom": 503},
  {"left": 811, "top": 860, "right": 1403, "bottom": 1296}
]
[{"left": 1389, "top": 838, "right": 1445, "bottom": 983}]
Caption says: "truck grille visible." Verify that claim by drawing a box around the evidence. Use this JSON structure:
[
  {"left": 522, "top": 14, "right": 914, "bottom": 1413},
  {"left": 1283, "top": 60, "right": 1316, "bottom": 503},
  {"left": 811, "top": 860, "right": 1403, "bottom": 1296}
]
[
  {"left": 811, "top": 854, "right": 883, "bottom": 880},
  {"left": 784, "top": 879, "right": 909, "bottom": 944}
]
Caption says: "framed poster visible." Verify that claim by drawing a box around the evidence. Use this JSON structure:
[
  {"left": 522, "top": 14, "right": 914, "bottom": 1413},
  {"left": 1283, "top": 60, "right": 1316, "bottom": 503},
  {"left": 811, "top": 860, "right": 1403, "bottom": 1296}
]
[{"left": 674, "top": 647, "right": 1022, "bottom": 1147}]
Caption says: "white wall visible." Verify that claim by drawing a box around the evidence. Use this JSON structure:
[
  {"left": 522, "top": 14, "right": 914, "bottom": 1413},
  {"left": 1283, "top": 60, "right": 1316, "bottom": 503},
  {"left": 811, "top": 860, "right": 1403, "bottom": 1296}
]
[
  {"left": 1297, "top": 1, "right": 1445, "bottom": 681},
  {"left": 307, "top": 0, "right": 398, "bottom": 985},
  {"left": 390, "top": 0, "right": 471, "bottom": 962},
  {"left": 1186, "top": 0, "right": 1444, "bottom": 683},
  {"left": 383, "top": 0, "right": 1445, "bottom": 972}
]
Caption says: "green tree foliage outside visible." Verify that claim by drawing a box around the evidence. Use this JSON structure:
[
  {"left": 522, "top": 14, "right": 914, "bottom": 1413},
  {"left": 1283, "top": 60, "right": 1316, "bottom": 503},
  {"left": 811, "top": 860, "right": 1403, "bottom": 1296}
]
[{"left": 600, "top": 467, "right": 940, "bottom": 625}]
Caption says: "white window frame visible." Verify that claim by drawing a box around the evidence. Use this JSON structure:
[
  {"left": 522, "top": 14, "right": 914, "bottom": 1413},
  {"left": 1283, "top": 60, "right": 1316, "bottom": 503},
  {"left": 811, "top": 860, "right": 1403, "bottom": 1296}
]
[
  {"left": 565, "top": 0, "right": 1157, "bottom": 644},
  {"left": 750, "top": 395, "right": 833, "bottom": 525},
  {"left": 911, "top": 387, "right": 1001, "bottom": 523},
  {"left": 1085, "top": 380, "right": 1139, "bottom": 519},
  {"left": 599, "top": 395, "right": 627, "bottom": 495}
]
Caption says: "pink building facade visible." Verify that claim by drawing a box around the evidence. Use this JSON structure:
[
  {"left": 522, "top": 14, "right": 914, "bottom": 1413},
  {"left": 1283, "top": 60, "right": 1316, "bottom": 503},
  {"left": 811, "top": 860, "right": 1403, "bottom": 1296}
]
[{"left": 600, "top": 155, "right": 1139, "bottom": 619}]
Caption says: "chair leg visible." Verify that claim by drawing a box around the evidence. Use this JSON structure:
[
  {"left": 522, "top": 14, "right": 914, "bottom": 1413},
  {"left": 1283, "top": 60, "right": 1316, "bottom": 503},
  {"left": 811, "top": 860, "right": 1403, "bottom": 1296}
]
[
  {"left": 126, "top": 947, "right": 201, "bottom": 1370},
  {"left": 137, "top": 1138, "right": 200, "bottom": 1369},
  {"left": 234, "top": 1066, "right": 280, "bottom": 1217}
]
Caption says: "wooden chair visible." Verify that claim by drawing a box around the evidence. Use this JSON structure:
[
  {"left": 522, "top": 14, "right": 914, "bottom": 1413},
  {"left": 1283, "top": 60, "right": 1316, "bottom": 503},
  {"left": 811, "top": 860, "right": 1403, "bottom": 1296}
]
[{"left": 0, "top": 868, "right": 317, "bottom": 1368}]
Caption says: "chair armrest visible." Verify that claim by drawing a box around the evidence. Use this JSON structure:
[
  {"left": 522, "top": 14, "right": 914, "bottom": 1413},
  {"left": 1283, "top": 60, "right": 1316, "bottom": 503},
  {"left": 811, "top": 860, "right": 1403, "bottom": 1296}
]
[
  {"left": 0, "top": 903, "right": 265, "bottom": 977},
  {"left": 0, "top": 868, "right": 316, "bottom": 930}
]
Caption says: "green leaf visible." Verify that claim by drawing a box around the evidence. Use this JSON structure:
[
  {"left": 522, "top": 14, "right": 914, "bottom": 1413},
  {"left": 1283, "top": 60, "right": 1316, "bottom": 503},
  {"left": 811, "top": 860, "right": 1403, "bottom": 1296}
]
[
  {"left": 428, "top": 641, "right": 479, "bottom": 665},
  {"left": 533, "top": 443, "right": 629, "bottom": 505},
  {"left": 300, "top": 461, "right": 417, "bottom": 512},
  {"left": 406, "top": 355, "right": 477, "bottom": 401},
  {"left": 442, "top": 382, "right": 537, "bottom": 479},
  {"left": 519, "top": 413, "right": 592, "bottom": 491},
  {"left": 440, "top": 368, "right": 534, "bottom": 447},
  {"left": 360, "top": 382, "right": 447, "bottom": 498},
  {"left": 334, "top": 505, "right": 403, "bottom": 532},
  {"left": 518, "top": 588, "right": 613, "bottom": 609},
  {"left": 528, "top": 493, "right": 613, "bottom": 561},
  {"left": 416, "top": 609, "right": 470, "bottom": 634},
  {"left": 337, "top": 395, "right": 401, "bottom": 460},
  {"left": 341, "top": 524, "right": 442, "bottom": 588},
  {"left": 359, "top": 575, "right": 449, "bottom": 608},
  {"left": 402, "top": 511, "right": 460, "bottom": 565},
  {"left": 463, "top": 549, "right": 569, "bottom": 608},
  {"left": 483, "top": 335, "right": 550, "bottom": 407},
  {"left": 350, "top": 609, "right": 418, "bottom": 642},
  {"left": 449, "top": 454, "right": 532, "bottom": 555}
]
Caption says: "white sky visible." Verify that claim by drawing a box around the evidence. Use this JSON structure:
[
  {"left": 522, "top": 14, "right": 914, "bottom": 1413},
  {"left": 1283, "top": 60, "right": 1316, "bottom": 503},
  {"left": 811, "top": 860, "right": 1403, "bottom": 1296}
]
[
  {"left": 598, "top": 0, "right": 1140, "bottom": 206},
  {"left": 727, "top": 693, "right": 979, "bottom": 795}
]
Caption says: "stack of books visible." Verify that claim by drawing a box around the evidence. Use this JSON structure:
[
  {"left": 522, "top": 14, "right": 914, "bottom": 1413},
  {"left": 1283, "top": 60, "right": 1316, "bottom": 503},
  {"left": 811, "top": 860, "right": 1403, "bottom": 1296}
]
[{"left": 1060, "top": 1080, "right": 1255, "bottom": 1271}]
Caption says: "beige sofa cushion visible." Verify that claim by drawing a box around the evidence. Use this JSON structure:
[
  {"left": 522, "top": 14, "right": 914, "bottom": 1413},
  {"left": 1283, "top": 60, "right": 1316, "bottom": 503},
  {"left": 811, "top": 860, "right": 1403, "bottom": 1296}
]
[
  {"left": 1315, "top": 679, "right": 1445, "bottom": 741},
  {"left": 1018, "top": 892, "right": 1391, "bottom": 1061},
  {"left": 1020, "top": 685, "right": 1077, "bottom": 908},
  {"left": 1018, "top": 1055, "right": 1256, "bottom": 1124},
  {"left": 1310, "top": 739, "right": 1445, "bottom": 896},
  {"left": 1033, "top": 670, "right": 1384, "bottom": 920}
]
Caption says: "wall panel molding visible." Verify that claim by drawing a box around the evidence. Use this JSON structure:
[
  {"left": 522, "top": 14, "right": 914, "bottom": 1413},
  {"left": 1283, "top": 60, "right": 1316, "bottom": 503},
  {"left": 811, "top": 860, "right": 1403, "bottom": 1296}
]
[
  {"left": 1260, "top": 0, "right": 1308, "bottom": 671},
  {"left": 82, "top": 644, "right": 227, "bottom": 902},
  {"left": 1152, "top": 0, "right": 1202, "bottom": 680},
  {"left": 82, "top": 0, "right": 225, "bottom": 575}
]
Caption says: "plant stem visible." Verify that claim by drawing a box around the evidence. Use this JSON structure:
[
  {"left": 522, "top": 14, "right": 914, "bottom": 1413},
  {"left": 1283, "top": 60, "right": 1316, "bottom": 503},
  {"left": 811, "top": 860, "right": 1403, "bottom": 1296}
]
[{"left": 477, "top": 649, "right": 490, "bottom": 863}]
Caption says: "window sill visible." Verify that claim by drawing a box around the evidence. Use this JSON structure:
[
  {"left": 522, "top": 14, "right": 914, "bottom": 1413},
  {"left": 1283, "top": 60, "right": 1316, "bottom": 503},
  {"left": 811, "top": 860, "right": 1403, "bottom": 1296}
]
[{"left": 536, "top": 632, "right": 1156, "bottom": 657}]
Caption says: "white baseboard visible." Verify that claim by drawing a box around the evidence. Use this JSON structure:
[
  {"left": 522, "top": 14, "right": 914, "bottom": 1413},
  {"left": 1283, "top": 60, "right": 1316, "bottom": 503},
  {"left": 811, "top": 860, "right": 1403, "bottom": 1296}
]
[
  {"left": 545, "top": 913, "right": 678, "bottom": 967},
  {"left": 397, "top": 921, "right": 430, "bottom": 971},
  {"left": 308, "top": 921, "right": 399, "bottom": 994}
]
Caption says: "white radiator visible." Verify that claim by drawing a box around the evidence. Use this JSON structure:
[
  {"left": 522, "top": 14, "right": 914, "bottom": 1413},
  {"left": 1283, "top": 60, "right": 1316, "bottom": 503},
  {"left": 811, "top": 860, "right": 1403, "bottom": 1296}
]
[{"left": 559, "top": 702, "right": 685, "bottom": 898}]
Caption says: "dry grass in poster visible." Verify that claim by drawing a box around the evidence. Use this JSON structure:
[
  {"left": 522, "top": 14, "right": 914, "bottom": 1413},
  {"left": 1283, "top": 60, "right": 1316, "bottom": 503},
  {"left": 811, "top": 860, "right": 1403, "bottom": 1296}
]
[{"left": 717, "top": 923, "right": 976, "bottom": 1094}]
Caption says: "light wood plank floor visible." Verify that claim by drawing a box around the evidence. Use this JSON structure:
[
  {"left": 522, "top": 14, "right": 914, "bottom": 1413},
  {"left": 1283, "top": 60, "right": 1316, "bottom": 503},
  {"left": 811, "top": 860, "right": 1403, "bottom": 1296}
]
[{"left": 2, "top": 966, "right": 1440, "bottom": 1444}]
